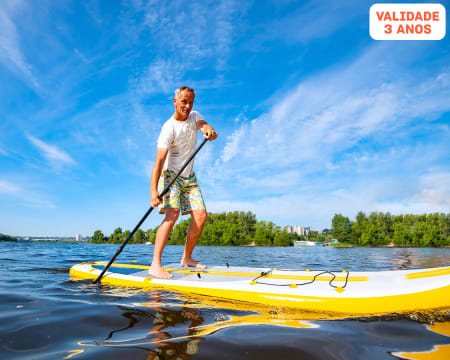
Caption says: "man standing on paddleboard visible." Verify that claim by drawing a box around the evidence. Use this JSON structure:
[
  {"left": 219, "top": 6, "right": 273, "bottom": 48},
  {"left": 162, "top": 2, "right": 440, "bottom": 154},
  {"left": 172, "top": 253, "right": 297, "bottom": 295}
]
[{"left": 149, "top": 86, "right": 218, "bottom": 279}]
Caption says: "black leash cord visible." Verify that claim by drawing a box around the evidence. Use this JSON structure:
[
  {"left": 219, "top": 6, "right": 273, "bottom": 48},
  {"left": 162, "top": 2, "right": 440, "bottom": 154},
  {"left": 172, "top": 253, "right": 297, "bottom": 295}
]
[{"left": 252, "top": 270, "right": 350, "bottom": 289}]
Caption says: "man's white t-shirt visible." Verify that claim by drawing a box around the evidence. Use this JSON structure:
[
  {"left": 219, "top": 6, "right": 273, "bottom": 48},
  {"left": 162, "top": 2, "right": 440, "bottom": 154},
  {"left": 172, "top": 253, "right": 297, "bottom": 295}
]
[{"left": 157, "top": 111, "right": 204, "bottom": 177}]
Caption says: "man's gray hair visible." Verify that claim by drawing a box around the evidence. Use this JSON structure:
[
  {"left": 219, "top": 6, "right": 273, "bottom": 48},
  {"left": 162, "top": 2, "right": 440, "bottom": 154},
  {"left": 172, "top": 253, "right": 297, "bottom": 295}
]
[{"left": 174, "top": 86, "right": 195, "bottom": 99}]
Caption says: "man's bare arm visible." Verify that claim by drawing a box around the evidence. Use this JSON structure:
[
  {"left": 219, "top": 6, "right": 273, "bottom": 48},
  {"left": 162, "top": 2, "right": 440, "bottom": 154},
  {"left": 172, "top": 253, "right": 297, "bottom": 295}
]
[
  {"left": 197, "top": 120, "right": 218, "bottom": 140},
  {"left": 150, "top": 148, "right": 169, "bottom": 208}
]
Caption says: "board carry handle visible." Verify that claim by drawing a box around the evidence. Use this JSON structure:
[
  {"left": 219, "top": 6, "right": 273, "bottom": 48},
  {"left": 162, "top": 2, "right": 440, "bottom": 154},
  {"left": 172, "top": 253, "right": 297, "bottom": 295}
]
[{"left": 94, "top": 134, "right": 210, "bottom": 284}]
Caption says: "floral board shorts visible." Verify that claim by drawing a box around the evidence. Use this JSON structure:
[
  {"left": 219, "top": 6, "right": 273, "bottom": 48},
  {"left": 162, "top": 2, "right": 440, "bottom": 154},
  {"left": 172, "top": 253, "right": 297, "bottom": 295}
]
[{"left": 158, "top": 168, "right": 206, "bottom": 215}]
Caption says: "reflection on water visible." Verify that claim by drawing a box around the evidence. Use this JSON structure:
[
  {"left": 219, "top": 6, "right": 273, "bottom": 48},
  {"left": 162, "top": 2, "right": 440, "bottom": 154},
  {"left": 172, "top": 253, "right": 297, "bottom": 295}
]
[
  {"left": 77, "top": 288, "right": 315, "bottom": 359},
  {"left": 392, "top": 322, "right": 450, "bottom": 359},
  {"left": 83, "top": 297, "right": 207, "bottom": 359},
  {"left": 387, "top": 248, "right": 447, "bottom": 270},
  {"left": 71, "top": 284, "right": 450, "bottom": 359},
  {"left": 0, "top": 243, "right": 449, "bottom": 359}
]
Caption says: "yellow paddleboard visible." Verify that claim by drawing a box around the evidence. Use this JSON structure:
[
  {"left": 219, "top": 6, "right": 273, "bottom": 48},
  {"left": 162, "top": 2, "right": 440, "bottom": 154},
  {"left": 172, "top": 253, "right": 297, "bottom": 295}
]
[{"left": 70, "top": 262, "right": 450, "bottom": 317}]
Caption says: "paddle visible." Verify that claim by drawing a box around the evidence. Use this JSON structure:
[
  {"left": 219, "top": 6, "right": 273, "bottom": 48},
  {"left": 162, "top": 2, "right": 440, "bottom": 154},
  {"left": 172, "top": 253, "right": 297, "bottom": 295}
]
[{"left": 94, "top": 135, "right": 209, "bottom": 284}]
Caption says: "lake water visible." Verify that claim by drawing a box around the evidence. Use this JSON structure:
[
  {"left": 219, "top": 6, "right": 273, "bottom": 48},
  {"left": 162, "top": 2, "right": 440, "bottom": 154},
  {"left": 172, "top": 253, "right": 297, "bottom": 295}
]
[{"left": 0, "top": 242, "right": 449, "bottom": 359}]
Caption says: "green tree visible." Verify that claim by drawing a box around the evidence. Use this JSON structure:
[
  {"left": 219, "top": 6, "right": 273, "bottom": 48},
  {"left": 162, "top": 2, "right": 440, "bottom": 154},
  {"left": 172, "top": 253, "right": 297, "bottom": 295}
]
[
  {"left": 146, "top": 228, "right": 158, "bottom": 244},
  {"left": 392, "top": 222, "right": 411, "bottom": 246},
  {"left": 254, "top": 221, "right": 270, "bottom": 246},
  {"left": 0, "top": 233, "right": 18, "bottom": 242},
  {"left": 411, "top": 222, "right": 427, "bottom": 247},
  {"left": 110, "top": 227, "right": 123, "bottom": 244},
  {"left": 91, "top": 230, "right": 104, "bottom": 243},
  {"left": 273, "top": 227, "right": 291, "bottom": 246},
  {"left": 379, "top": 212, "right": 394, "bottom": 242},
  {"left": 132, "top": 229, "right": 147, "bottom": 244},
  {"left": 363, "top": 224, "right": 383, "bottom": 246},
  {"left": 352, "top": 211, "right": 367, "bottom": 246},
  {"left": 169, "top": 218, "right": 190, "bottom": 245},
  {"left": 438, "top": 213, "right": 450, "bottom": 244},
  {"left": 241, "top": 211, "right": 257, "bottom": 239},
  {"left": 331, "top": 214, "right": 352, "bottom": 243},
  {"left": 121, "top": 230, "right": 131, "bottom": 244}
]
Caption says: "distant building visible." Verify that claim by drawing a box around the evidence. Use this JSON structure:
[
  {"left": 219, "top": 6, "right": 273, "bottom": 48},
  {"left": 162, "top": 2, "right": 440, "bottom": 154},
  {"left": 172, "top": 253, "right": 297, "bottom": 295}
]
[
  {"left": 284, "top": 226, "right": 311, "bottom": 236},
  {"left": 75, "top": 234, "right": 82, "bottom": 241}
]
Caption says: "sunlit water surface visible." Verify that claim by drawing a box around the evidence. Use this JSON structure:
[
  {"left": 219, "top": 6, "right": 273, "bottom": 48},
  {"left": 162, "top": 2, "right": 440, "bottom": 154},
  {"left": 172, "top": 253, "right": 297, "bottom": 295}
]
[{"left": 0, "top": 243, "right": 449, "bottom": 359}]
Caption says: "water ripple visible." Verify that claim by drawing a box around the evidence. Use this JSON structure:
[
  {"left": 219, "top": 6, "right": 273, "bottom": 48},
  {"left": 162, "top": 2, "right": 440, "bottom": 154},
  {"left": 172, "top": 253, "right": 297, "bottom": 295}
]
[{"left": 0, "top": 243, "right": 449, "bottom": 359}]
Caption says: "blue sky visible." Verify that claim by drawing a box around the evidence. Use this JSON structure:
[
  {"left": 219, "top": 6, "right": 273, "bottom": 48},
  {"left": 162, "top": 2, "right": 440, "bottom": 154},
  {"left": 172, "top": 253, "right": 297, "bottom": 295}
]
[{"left": 1, "top": 0, "right": 449, "bottom": 237}]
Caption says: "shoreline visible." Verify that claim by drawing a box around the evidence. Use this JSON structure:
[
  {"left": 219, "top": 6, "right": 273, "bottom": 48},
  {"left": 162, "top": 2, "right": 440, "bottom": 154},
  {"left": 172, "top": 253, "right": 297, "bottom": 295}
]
[{"left": 7, "top": 241, "right": 449, "bottom": 248}]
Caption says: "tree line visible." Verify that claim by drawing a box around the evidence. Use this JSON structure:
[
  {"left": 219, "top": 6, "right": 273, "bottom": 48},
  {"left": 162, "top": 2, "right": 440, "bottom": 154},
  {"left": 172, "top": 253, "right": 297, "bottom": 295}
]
[
  {"left": 331, "top": 212, "right": 450, "bottom": 247},
  {"left": 0, "top": 233, "right": 18, "bottom": 242},
  {"left": 89, "top": 211, "right": 450, "bottom": 247},
  {"left": 90, "top": 211, "right": 301, "bottom": 246},
  {"left": 169, "top": 211, "right": 300, "bottom": 246}
]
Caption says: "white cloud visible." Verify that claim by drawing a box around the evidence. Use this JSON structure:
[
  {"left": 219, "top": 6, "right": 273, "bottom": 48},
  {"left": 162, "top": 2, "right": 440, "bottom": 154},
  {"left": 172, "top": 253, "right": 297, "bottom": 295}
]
[
  {"left": 0, "top": 178, "right": 21, "bottom": 195},
  {"left": 208, "top": 171, "right": 450, "bottom": 229},
  {"left": 130, "top": 0, "right": 247, "bottom": 74},
  {"left": 74, "top": 48, "right": 90, "bottom": 64},
  {"left": 0, "top": 179, "right": 55, "bottom": 208},
  {"left": 0, "top": 1, "right": 41, "bottom": 91},
  {"left": 221, "top": 125, "right": 246, "bottom": 163},
  {"left": 133, "top": 59, "right": 183, "bottom": 97},
  {"left": 416, "top": 171, "right": 450, "bottom": 208},
  {"left": 206, "top": 189, "right": 365, "bottom": 229},
  {"left": 218, "top": 44, "right": 450, "bottom": 173},
  {"left": 212, "top": 0, "right": 237, "bottom": 71},
  {"left": 206, "top": 43, "right": 450, "bottom": 226},
  {"left": 26, "top": 134, "right": 76, "bottom": 166}
]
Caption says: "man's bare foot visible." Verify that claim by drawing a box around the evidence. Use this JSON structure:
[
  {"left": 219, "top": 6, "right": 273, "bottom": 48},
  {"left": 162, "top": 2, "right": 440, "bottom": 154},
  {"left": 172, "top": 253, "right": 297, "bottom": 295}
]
[
  {"left": 180, "top": 259, "right": 207, "bottom": 269},
  {"left": 148, "top": 266, "right": 173, "bottom": 279}
]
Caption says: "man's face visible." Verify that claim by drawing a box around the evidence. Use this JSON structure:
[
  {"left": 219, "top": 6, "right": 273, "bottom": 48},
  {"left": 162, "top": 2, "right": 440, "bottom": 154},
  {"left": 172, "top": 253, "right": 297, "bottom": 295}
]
[{"left": 173, "top": 90, "right": 194, "bottom": 120}]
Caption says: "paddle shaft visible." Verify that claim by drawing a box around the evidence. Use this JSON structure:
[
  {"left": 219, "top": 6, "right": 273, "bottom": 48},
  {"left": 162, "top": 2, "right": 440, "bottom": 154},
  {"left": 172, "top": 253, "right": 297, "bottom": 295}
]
[{"left": 94, "top": 136, "right": 209, "bottom": 284}]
